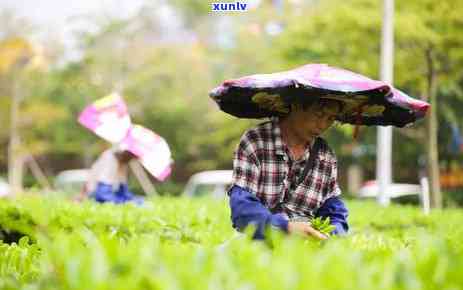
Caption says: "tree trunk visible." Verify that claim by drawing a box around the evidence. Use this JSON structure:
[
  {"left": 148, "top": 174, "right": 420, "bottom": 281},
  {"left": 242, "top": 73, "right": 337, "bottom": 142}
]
[
  {"left": 8, "top": 77, "right": 23, "bottom": 194},
  {"left": 425, "top": 48, "right": 442, "bottom": 208}
]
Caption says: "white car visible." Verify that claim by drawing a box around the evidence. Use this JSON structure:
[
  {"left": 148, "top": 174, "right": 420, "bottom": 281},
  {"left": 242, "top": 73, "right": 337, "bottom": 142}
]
[
  {"left": 358, "top": 180, "right": 422, "bottom": 198},
  {"left": 183, "top": 170, "right": 233, "bottom": 198},
  {"left": 54, "top": 169, "right": 89, "bottom": 196},
  {"left": 357, "top": 178, "right": 430, "bottom": 214},
  {"left": 0, "top": 177, "right": 10, "bottom": 197}
]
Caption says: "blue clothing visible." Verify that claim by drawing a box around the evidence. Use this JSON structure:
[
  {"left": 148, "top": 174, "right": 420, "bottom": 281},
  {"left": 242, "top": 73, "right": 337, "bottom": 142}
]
[
  {"left": 91, "top": 182, "right": 143, "bottom": 204},
  {"left": 229, "top": 185, "right": 348, "bottom": 239}
]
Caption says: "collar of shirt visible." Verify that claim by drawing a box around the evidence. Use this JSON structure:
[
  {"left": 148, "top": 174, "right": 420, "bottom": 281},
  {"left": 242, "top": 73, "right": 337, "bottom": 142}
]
[{"left": 270, "top": 117, "right": 314, "bottom": 162}]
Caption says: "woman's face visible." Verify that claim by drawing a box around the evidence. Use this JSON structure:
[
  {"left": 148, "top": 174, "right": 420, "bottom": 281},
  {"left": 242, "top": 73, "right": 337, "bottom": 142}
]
[{"left": 290, "top": 102, "right": 340, "bottom": 141}]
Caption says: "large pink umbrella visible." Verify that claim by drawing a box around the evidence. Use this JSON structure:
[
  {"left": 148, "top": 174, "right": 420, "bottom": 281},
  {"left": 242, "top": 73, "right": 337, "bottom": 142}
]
[
  {"left": 210, "top": 64, "right": 429, "bottom": 127},
  {"left": 78, "top": 93, "right": 172, "bottom": 181}
]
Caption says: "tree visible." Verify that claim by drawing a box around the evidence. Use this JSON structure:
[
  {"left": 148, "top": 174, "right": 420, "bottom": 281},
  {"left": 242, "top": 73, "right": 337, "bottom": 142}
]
[
  {"left": 0, "top": 37, "right": 51, "bottom": 192},
  {"left": 394, "top": 0, "right": 463, "bottom": 207},
  {"left": 274, "top": 0, "right": 463, "bottom": 207}
]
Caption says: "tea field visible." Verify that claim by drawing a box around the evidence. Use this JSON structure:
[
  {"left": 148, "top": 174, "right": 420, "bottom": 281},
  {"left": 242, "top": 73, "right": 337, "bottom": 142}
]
[{"left": 0, "top": 195, "right": 462, "bottom": 290}]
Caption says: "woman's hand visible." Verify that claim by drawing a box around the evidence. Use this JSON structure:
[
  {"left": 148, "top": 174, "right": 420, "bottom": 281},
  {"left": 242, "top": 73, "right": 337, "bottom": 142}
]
[{"left": 288, "top": 221, "right": 328, "bottom": 240}]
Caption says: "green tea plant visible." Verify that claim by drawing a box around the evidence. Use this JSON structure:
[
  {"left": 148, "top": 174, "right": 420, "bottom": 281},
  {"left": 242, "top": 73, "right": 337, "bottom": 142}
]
[
  {"left": 0, "top": 236, "right": 40, "bottom": 288},
  {"left": 0, "top": 195, "right": 461, "bottom": 290},
  {"left": 310, "top": 217, "right": 336, "bottom": 236}
]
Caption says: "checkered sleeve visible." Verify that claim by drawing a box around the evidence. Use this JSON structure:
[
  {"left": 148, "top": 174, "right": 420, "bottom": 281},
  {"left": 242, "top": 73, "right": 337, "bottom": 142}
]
[
  {"left": 324, "top": 153, "right": 342, "bottom": 201},
  {"left": 232, "top": 134, "right": 260, "bottom": 196}
]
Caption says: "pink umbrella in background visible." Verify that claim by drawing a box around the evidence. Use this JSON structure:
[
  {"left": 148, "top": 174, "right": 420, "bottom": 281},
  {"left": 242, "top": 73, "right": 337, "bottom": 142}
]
[
  {"left": 120, "top": 125, "right": 172, "bottom": 181},
  {"left": 210, "top": 63, "right": 429, "bottom": 127},
  {"left": 78, "top": 93, "right": 131, "bottom": 143},
  {"left": 78, "top": 93, "right": 172, "bottom": 181}
]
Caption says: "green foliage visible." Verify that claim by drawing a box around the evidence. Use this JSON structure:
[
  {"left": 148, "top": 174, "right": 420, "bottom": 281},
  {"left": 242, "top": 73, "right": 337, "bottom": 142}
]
[
  {"left": 169, "top": 0, "right": 210, "bottom": 26},
  {"left": 274, "top": 0, "right": 463, "bottom": 186},
  {"left": 310, "top": 216, "right": 336, "bottom": 236},
  {"left": 0, "top": 236, "right": 40, "bottom": 288},
  {"left": 0, "top": 196, "right": 462, "bottom": 289}
]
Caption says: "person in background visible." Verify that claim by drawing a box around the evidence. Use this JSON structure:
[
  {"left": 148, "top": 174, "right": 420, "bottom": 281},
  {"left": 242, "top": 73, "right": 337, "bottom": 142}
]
[
  {"left": 229, "top": 98, "right": 349, "bottom": 240},
  {"left": 81, "top": 146, "right": 143, "bottom": 204}
]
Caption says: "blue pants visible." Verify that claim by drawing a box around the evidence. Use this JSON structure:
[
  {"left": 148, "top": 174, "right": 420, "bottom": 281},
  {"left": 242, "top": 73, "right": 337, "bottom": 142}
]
[{"left": 91, "top": 182, "right": 143, "bottom": 204}]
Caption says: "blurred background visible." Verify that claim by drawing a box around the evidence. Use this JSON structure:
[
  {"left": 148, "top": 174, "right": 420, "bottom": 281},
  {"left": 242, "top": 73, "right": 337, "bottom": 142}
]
[{"left": 0, "top": 0, "right": 462, "bottom": 206}]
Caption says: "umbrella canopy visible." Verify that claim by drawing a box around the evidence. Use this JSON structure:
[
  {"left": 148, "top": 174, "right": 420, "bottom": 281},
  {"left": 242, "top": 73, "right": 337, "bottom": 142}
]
[
  {"left": 78, "top": 93, "right": 173, "bottom": 181},
  {"left": 78, "top": 93, "right": 131, "bottom": 143},
  {"left": 210, "top": 64, "right": 430, "bottom": 127},
  {"left": 119, "top": 125, "right": 172, "bottom": 182}
]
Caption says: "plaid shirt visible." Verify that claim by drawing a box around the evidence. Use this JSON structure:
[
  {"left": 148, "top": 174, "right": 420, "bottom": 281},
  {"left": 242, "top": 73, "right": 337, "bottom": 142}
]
[{"left": 232, "top": 118, "right": 341, "bottom": 222}]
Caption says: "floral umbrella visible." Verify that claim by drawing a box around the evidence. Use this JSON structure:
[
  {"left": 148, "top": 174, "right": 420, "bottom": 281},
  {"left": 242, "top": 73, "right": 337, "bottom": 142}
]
[{"left": 209, "top": 64, "right": 430, "bottom": 127}]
